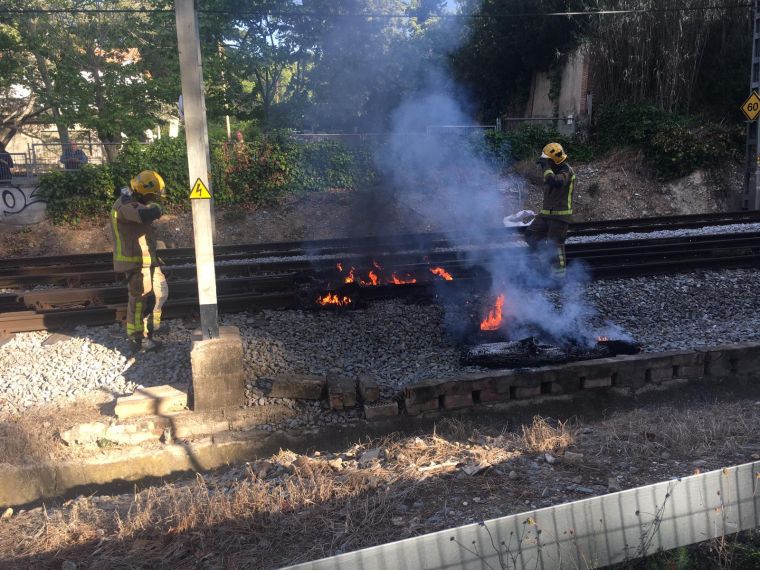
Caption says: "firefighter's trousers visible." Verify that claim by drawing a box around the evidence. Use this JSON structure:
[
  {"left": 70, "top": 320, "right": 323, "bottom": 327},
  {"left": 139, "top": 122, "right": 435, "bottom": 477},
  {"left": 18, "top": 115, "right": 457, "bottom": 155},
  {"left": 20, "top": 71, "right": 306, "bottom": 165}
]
[
  {"left": 525, "top": 216, "right": 569, "bottom": 277},
  {"left": 126, "top": 266, "right": 169, "bottom": 340}
]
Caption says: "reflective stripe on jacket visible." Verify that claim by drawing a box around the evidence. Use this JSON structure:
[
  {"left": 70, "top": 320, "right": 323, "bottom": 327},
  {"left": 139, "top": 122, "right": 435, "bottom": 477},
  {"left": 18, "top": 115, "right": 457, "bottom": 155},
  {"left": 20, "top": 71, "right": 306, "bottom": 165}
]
[
  {"left": 110, "top": 193, "right": 162, "bottom": 273},
  {"left": 540, "top": 162, "right": 575, "bottom": 221}
]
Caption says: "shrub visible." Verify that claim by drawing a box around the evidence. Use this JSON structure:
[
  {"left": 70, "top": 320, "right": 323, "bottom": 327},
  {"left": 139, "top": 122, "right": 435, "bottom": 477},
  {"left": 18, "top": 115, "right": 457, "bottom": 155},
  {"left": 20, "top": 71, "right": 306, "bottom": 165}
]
[
  {"left": 487, "top": 125, "right": 595, "bottom": 164},
  {"left": 109, "top": 138, "right": 190, "bottom": 204},
  {"left": 212, "top": 138, "right": 378, "bottom": 203},
  {"left": 593, "top": 102, "right": 742, "bottom": 179},
  {"left": 38, "top": 165, "right": 115, "bottom": 225}
]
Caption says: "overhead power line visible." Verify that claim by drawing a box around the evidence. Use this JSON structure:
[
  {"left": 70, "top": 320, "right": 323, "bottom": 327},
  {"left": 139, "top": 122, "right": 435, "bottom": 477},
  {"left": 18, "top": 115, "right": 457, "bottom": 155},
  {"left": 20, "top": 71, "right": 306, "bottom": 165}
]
[{"left": 0, "top": 4, "right": 754, "bottom": 18}]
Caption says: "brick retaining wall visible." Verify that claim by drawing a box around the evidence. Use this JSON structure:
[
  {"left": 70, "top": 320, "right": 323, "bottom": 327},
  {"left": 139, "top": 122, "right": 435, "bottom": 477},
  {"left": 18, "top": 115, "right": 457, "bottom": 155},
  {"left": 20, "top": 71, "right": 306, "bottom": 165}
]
[{"left": 3, "top": 342, "right": 759, "bottom": 508}]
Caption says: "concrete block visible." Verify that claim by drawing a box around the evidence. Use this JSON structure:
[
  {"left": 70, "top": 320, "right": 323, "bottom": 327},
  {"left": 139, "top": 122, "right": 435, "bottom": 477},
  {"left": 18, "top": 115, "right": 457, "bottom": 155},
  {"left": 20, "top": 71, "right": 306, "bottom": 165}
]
[
  {"left": 115, "top": 385, "right": 188, "bottom": 419},
  {"left": 646, "top": 367, "right": 674, "bottom": 384},
  {"left": 475, "top": 387, "right": 509, "bottom": 403},
  {"left": 172, "top": 416, "right": 230, "bottom": 439},
  {"left": 512, "top": 385, "right": 541, "bottom": 399},
  {"left": 269, "top": 374, "right": 326, "bottom": 400},
  {"left": 405, "top": 397, "right": 440, "bottom": 416},
  {"left": 547, "top": 370, "right": 582, "bottom": 393},
  {"left": 191, "top": 326, "right": 245, "bottom": 411},
  {"left": 441, "top": 393, "right": 473, "bottom": 410},
  {"left": 328, "top": 377, "right": 357, "bottom": 410},
  {"left": 581, "top": 375, "right": 613, "bottom": 389},
  {"left": 705, "top": 349, "right": 735, "bottom": 379},
  {"left": 365, "top": 401, "right": 399, "bottom": 420},
  {"left": 666, "top": 351, "right": 705, "bottom": 367},
  {"left": 358, "top": 375, "right": 380, "bottom": 403},
  {"left": 674, "top": 364, "right": 705, "bottom": 380}
]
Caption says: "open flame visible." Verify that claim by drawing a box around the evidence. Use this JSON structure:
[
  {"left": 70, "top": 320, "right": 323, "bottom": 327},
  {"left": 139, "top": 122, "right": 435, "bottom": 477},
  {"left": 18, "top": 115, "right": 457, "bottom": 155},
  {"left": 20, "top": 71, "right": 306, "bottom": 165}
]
[
  {"left": 430, "top": 267, "right": 453, "bottom": 281},
  {"left": 317, "top": 292, "right": 352, "bottom": 307},
  {"left": 334, "top": 259, "right": 452, "bottom": 287},
  {"left": 597, "top": 336, "right": 609, "bottom": 342},
  {"left": 360, "top": 270, "right": 380, "bottom": 286},
  {"left": 391, "top": 272, "right": 417, "bottom": 285},
  {"left": 480, "top": 294, "right": 506, "bottom": 331}
]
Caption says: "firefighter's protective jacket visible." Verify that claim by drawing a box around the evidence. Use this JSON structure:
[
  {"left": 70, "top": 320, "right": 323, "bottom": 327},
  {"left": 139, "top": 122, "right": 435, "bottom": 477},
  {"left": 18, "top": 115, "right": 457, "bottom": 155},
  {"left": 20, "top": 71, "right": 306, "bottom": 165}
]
[
  {"left": 540, "top": 162, "right": 576, "bottom": 221},
  {"left": 110, "top": 190, "right": 163, "bottom": 273}
]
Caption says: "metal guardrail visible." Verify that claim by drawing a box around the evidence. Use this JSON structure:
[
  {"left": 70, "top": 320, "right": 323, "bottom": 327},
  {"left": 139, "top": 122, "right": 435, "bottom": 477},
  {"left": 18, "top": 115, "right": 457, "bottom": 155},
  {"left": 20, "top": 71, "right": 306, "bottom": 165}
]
[{"left": 284, "top": 461, "right": 760, "bottom": 570}]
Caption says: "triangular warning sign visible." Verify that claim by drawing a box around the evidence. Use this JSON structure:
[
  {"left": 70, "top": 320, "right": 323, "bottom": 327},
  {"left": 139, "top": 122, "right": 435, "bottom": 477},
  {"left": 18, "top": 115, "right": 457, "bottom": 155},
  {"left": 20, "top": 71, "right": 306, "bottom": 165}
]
[{"left": 189, "top": 178, "right": 211, "bottom": 200}]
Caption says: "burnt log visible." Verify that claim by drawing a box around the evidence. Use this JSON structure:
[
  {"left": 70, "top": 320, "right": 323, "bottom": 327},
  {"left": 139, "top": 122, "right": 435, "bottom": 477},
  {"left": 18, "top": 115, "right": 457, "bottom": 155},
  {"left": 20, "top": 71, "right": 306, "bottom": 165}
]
[{"left": 460, "top": 337, "right": 641, "bottom": 369}]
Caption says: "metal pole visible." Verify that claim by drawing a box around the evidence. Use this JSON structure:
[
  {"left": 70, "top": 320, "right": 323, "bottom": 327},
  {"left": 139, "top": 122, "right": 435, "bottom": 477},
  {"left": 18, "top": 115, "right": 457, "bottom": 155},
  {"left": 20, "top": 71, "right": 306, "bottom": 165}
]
[
  {"left": 743, "top": 1, "right": 760, "bottom": 210},
  {"left": 175, "top": 0, "right": 219, "bottom": 339}
]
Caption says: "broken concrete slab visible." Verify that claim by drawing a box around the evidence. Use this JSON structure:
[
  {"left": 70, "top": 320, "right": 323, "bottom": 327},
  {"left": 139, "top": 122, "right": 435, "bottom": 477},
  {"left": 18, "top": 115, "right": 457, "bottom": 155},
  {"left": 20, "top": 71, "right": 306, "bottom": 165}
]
[
  {"left": 60, "top": 422, "right": 108, "bottom": 446},
  {"left": 114, "top": 385, "right": 188, "bottom": 419},
  {"left": 462, "top": 463, "right": 489, "bottom": 476},
  {"left": 359, "top": 448, "right": 382, "bottom": 464},
  {"left": 103, "top": 422, "right": 162, "bottom": 446},
  {"left": 269, "top": 374, "right": 326, "bottom": 400}
]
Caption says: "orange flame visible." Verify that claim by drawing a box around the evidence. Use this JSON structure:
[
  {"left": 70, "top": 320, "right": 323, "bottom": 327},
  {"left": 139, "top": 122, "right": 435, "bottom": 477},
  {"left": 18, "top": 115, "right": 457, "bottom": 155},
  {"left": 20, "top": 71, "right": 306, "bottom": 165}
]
[
  {"left": 480, "top": 294, "right": 505, "bottom": 331},
  {"left": 317, "top": 292, "right": 352, "bottom": 307},
  {"left": 344, "top": 267, "right": 356, "bottom": 284},
  {"left": 391, "top": 272, "right": 417, "bottom": 285},
  {"left": 360, "top": 270, "right": 380, "bottom": 287},
  {"left": 430, "top": 267, "right": 454, "bottom": 281},
  {"left": 336, "top": 262, "right": 343, "bottom": 272}
]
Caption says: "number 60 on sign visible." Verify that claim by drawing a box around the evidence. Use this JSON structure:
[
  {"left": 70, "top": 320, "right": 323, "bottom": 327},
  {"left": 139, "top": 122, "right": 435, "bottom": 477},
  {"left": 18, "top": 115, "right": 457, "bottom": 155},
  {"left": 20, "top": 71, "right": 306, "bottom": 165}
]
[{"left": 741, "top": 92, "right": 760, "bottom": 121}]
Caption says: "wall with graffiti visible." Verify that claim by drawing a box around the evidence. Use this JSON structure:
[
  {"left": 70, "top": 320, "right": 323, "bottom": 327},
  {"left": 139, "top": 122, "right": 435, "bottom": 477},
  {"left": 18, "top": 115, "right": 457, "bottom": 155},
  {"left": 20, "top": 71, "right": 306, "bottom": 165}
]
[{"left": 0, "top": 184, "right": 47, "bottom": 226}]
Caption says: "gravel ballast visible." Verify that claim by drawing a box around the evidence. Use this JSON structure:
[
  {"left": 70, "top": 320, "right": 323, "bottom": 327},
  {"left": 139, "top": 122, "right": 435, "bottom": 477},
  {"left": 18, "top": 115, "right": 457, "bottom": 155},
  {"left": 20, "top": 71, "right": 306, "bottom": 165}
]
[{"left": 1, "top": 267, "right": 760, "bottom": 416}]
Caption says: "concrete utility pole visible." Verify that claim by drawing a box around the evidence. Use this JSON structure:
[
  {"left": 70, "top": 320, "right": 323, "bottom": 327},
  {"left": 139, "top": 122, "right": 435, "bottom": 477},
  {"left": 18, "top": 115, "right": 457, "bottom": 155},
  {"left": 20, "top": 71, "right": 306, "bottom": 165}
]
[
  {"left": 175, "top": 0, "right": 219, "bottom": 339},
  {"left": 176, "top": 0, "right": 245, "bottom": 412},
  {"left": 742, "top": 0, "right": 760, "bottom": 210}
]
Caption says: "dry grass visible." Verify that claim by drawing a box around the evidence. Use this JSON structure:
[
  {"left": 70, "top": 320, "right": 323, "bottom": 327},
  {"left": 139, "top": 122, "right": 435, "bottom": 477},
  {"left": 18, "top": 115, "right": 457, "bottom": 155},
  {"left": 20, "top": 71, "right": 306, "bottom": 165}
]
[
  {"left": 520, "top": 416, "right": 575, "bottom": 453},
  {"left": 0, "top": 419, "right": 552, "bottom": 568},
  {"left": 593, "top": 402, "right": 760, "bottom": 460},
  {"left": 0, "top": 399, "right": 106, "bottom": 465},
  {"left": 3, "top": 402, "right": 759, "bottom": 568}
]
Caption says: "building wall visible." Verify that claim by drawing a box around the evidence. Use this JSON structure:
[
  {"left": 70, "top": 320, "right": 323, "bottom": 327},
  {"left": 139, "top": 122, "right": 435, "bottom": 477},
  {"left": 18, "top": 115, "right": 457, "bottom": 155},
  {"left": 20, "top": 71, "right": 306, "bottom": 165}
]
[{"left": 524, "top": 47, "right": 590, "bottom": 129}]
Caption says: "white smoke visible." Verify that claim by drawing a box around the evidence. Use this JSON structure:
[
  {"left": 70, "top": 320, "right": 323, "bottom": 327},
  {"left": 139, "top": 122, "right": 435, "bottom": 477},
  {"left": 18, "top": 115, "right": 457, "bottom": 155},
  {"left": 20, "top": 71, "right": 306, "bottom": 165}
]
[{"left": 375, "top": 78, "right": 631, "bottom": 347}]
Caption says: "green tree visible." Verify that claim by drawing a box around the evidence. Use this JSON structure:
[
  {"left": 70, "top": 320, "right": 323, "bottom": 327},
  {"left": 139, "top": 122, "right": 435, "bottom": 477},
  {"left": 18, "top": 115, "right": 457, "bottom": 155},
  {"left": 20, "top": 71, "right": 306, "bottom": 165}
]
[
  {"left": 452, "top": 0, "right": 588, "bottom": 121},
  {"left": 3, "top": 0, "right": 179, "bottom": 159}
]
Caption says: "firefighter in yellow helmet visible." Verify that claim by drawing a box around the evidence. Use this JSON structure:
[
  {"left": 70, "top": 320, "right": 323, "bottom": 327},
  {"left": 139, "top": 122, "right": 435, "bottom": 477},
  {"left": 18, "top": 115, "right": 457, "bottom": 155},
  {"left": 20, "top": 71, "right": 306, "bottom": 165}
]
[
  {"left": 525, "top": 142, "right": 576, "bottom": 278},
  {"left": 109, "top": 170, "right": 169, "bottom": 353}
]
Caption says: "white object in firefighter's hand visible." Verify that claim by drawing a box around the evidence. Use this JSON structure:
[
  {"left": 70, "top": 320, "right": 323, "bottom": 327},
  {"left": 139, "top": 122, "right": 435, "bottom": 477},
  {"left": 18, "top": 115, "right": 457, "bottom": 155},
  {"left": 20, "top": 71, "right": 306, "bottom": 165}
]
[{"left": 503, "top": 210, "right": 535, "bottom": 227}]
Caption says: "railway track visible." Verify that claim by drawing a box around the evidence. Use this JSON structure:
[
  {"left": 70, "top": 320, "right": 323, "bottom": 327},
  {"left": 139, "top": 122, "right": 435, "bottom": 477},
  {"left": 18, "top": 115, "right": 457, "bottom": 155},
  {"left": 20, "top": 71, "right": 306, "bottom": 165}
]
[
  {"left": 2, "top": 210, "right": 759, "bottom": 282},
  {"left": 1, "top": 212, "right": 760, "bottom": 334}
]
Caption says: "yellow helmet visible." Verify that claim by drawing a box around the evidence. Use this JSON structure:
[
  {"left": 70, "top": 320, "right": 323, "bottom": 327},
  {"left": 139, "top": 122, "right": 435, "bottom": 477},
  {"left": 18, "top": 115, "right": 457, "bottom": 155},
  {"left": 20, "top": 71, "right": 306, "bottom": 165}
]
[
  {"left": 130, "top": 170, "right": 165, "bottom": 197},
  {"left": 541, "top": 142, "right": 567, "bottom": 165}
]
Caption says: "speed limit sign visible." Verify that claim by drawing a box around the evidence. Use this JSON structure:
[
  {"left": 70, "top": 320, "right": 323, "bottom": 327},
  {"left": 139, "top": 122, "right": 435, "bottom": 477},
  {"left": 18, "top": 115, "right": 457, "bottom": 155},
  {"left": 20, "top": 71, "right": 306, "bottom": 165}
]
[{"left": 741, "top": 91, "right": 760, "bottom": 121}]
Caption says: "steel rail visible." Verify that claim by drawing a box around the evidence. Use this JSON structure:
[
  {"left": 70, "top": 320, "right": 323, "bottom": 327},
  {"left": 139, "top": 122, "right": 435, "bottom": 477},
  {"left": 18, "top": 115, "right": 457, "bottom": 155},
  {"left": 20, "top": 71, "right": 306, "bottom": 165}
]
[
  {"left": 3, "top": 231, "right": 760, "bottom": 289},
  {"left": 1, "top": 231, "right": 759, "bottom": 333},
  {"left": 1, "top": 210, "right": 759, "bottom": 276}
]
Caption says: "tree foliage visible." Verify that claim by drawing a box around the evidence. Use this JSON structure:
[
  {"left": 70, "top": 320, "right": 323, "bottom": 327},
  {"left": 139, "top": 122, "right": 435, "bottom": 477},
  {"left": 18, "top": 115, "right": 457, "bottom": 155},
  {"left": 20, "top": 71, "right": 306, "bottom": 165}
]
[
  {"left": 586, "top": 0, "right": 751, "bottom": 116},
  {"left": 451, "top": 0, "right": 588, "bottom": 121}
]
